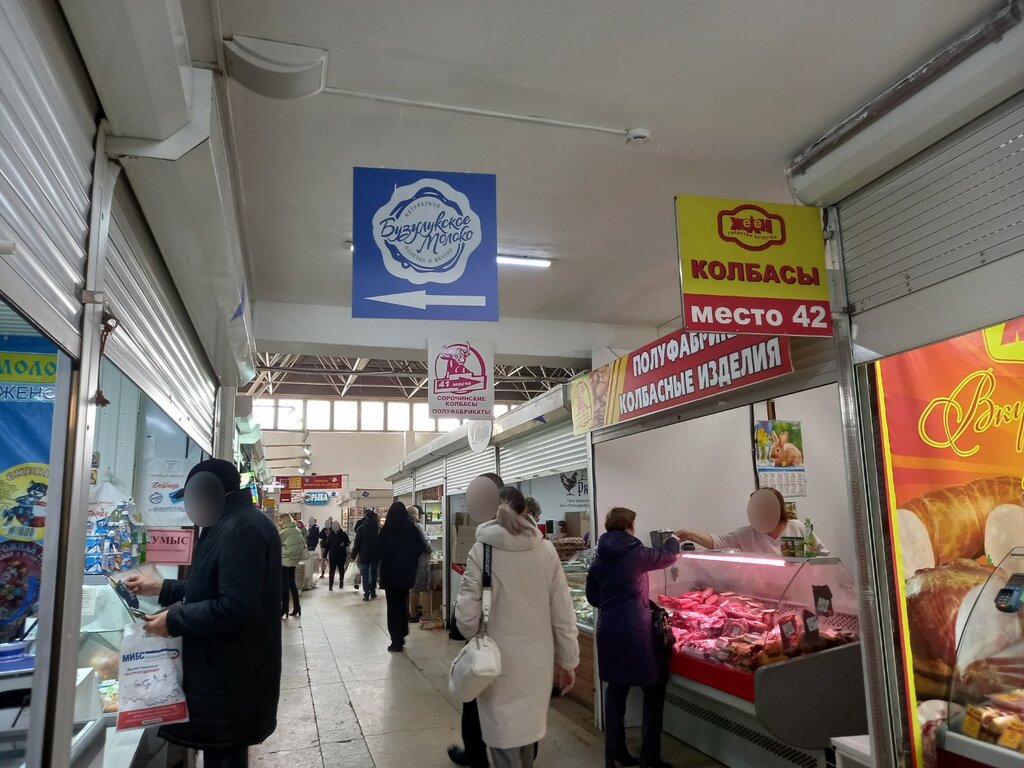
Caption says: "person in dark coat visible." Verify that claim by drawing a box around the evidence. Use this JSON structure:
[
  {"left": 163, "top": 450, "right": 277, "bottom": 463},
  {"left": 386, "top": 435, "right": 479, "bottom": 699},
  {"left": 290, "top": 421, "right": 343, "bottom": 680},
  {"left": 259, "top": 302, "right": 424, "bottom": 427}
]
[
  {"left": 587, "top": 507, "right": 679, "bottom": 768},
  {"left": 375, "top": 501, "right": 428, "bottom": 652},
  {"left": 327, "top": 519, "right": 351, "bottom": 591},
  {"left": 306, "top": 517, "right": 320, "bottom": 551},
  {"left": 318, "top": 516, "right": 332, "bottom": 577},
  {"left": 125, "top": 459, "right": 281, "bottom": 768},
  {"left": 350, "top": 509, "right": 381, "bottom": 600}
]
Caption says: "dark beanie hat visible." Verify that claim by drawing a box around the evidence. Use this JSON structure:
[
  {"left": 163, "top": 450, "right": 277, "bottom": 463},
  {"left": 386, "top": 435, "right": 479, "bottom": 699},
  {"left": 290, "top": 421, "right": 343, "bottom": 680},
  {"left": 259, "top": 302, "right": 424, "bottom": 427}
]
[{"left": 186, "top": 458, "right": 241, "bottom": 493}]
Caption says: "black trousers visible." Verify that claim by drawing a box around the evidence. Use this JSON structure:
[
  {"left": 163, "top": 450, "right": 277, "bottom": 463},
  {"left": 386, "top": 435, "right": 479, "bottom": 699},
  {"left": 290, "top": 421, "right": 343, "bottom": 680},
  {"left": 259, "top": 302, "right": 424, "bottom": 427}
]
[
  {"left": 604, "top": 680, "right": 667, "bottom": 763},
  {"left": 461, "top": 698, "right": 487, "bottom": 762},
  {"left": 281, "top": 566, "right": 300, "bottom": 614},
  {"left": 328, "top": 553, "right": 346, "bottom": 588},
  {"left": 385, "top": 588, "right": 410, "bottom": 646},
  {"left": 203, "top": 746, "right": 248, "bottom": 768}
]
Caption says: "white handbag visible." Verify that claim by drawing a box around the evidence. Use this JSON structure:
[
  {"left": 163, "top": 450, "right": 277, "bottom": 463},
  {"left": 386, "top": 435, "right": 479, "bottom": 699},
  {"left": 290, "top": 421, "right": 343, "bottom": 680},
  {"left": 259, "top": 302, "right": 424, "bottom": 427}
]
[{"left": 449, "top": 544, "right": 502, "bottom": 703}]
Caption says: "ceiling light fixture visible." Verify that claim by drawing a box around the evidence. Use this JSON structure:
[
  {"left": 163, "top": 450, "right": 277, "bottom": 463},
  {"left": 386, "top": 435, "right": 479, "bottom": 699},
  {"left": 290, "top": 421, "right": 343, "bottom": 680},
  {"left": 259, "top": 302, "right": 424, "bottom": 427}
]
[{"left": 496, "top": 255, "right": 552, "bottom": 269}]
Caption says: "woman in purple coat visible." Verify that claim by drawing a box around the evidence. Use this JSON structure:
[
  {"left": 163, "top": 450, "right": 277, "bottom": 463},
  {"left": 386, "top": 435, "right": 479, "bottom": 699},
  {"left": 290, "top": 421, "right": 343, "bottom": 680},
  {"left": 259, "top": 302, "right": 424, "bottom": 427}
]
[{"left": 587, "top": 508, "right": 679, "bottom": 768}]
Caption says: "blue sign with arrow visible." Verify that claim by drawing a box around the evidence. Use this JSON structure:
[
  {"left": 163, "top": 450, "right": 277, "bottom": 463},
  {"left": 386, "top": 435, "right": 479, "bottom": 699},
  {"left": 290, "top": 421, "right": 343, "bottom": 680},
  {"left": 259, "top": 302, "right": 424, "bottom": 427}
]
[{"left": 352, "top": 167, "right": 498, "bottom": 321}]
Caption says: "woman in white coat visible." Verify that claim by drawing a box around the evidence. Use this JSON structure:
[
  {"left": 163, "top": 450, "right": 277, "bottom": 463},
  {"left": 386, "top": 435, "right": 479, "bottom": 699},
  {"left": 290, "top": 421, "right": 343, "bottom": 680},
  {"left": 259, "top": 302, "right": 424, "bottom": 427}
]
[{"left": 455, "top": 487, "right": 579, "bottom": 768}]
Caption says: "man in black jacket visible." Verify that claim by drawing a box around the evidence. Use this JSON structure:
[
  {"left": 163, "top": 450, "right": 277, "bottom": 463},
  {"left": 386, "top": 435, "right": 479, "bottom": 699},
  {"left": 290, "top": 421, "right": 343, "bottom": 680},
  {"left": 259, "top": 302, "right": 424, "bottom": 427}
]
[
  {"left": 126, "top": 459, "right": 282, "bottom": 768},
  {"left": 350, "top": 508, "right": 381, "bottom": 601}
]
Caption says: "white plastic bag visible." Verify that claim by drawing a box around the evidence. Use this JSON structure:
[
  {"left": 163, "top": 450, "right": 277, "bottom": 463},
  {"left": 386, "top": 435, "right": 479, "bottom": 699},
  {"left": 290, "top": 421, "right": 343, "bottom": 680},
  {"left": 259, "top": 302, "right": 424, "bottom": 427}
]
[{"left": 116, "top": 622, "right": 189, "bottom": 730}]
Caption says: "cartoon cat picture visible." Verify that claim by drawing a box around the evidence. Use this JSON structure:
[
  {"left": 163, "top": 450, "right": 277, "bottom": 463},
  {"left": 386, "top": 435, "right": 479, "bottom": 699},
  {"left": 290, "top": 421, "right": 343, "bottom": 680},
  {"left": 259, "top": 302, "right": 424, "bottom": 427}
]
[{"left": 2, "top": 481, "right": 47, "bottom": 527}]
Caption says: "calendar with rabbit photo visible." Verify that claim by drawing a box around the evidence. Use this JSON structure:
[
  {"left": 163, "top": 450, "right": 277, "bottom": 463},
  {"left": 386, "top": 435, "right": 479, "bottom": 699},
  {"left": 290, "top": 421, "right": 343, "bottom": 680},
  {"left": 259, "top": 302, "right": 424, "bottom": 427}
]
[{"left": 754, "top": 420, "right": 806, "bottom": 497}]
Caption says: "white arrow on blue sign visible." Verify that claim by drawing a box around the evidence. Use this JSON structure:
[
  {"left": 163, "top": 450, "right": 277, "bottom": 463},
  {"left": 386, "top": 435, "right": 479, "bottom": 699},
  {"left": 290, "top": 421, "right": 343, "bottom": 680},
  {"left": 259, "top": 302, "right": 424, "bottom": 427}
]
[{"left": 352, "top": 167, "right": 499, "bottom": 321}]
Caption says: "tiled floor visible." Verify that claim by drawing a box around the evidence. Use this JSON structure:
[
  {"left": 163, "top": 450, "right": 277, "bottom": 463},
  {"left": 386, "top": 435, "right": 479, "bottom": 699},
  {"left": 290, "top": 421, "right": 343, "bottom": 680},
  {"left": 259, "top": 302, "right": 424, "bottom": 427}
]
[{"left": 250, "top": 580, "right": 722, "bottom": 768}]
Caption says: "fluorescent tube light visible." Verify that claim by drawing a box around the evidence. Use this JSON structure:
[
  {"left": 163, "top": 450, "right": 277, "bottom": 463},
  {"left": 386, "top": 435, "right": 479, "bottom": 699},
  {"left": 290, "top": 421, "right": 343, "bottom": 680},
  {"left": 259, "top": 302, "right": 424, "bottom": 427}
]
[
  {"left": 681, "top": 552, "right": 787, "bottom": 568},
  {"left": 497, "top": 255, "right": 551, "bottom": 268}
]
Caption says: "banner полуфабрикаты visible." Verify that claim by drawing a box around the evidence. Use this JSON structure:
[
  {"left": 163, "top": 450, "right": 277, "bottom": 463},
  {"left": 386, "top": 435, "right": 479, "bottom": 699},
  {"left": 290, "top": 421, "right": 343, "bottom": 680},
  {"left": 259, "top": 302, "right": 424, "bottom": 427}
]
[
  {"left": 876, "top": 316, "right": 1024, "bottom": 767},
  {"left": 571, "top": 331, "right": 793, "bottom": 435}
]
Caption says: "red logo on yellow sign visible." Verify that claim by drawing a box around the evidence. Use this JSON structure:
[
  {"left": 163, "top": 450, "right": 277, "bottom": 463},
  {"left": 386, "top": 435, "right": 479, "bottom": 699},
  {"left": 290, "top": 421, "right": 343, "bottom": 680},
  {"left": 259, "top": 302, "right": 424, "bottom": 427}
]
[{"left": 717, "top": 204, "right": 786, "bottom": 252}]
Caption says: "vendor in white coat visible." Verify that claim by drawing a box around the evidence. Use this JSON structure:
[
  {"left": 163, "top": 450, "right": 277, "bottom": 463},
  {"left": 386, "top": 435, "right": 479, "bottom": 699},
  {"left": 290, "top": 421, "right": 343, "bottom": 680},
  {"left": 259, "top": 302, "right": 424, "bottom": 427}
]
[
  {"left": 455, "top": 487, "right": 579, "bottom": 768},
  {"left": 674, "top": 487, "right": 829, "bottom": 556}
]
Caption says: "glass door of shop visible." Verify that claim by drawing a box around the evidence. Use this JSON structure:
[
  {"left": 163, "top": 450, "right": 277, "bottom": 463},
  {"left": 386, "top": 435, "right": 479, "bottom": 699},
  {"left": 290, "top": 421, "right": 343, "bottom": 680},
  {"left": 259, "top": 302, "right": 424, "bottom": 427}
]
[{"left": 0, "top": 296, "right": 73, "bottom": 766}]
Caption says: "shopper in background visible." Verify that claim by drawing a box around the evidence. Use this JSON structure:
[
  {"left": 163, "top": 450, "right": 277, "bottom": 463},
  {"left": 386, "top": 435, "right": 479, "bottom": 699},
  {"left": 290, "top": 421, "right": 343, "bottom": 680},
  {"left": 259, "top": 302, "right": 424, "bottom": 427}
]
[
  {"left": 407, "top": 504, "right": 432, "bottom": 623},
  {"left": 350, "top": 508, "right": 381, "bottom": 601},
  {"left": 306, "top": 517, "right": 320, "bottom": 551},
  {"left": 375, "top": 501, "right": 429, "bottom": 651},
  {"left": 587, "top": 507, "right": 679, "bottom": 768},
  {"left": 448, "top": 472, "right": 505, "bottom": 768},
  {"left": 318, "top": 516, "right": 332, "bottom": 578},
  {"left": 673, "top": 487, "right": 828, "bottom": 556},
  {"left": 455, "top": 487, "right": 579, "bottom": 768},
  {"left": 125, "top": 459, "right": 281, "bottom": 768},
  {"left": 525, "top": 497, "right": 542, "bottom": 523},
  {"left": 279, "top": 514, "right": 306, "bottom": 618},
  {"left": 327, "top": 519, "right": 351, "bottom": 592}
]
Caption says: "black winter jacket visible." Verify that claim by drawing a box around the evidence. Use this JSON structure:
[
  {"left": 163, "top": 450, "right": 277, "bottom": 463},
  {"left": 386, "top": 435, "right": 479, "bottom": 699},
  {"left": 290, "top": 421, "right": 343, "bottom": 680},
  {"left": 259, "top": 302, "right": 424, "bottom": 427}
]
[
  {"left": 306, "top": 523, "right": 320, "bottom": 551},
  {"left": 159, "top": 492, "right": 282, "bottom": 749},
  {"left": 327, "top": 529, "right": 350, "bottom": 562},
  {"left": 375, "top": 520, "right": 428, "bottom": 592},
  {"left": 350, "top": 517, "right": 380, "bottom": 564}
]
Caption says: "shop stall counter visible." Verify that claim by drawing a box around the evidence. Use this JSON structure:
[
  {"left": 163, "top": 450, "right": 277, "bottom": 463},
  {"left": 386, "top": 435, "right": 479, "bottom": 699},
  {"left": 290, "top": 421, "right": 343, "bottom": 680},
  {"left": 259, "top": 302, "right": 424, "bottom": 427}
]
[
  {"left": 652, "top": 550, "right": 867, "bottom": 768},
  {"left": 938, "top": 546, "right": 1024, "bottom": 768}
]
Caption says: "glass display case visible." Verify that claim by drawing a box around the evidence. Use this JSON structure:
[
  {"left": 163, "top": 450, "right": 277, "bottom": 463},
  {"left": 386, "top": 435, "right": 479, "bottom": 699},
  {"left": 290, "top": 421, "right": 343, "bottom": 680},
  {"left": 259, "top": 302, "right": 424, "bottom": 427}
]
[
  {"left": 651, "top": 551, "right": 859, "bottom": 700},
  {"left": 652, "top": 550, "right": 867, "bottom": 767},
  {"left": 940, "top": 547, "right": 1024, "bottom": 768},
  {"left": 562, "top": 549, "right": 595, "bottom": 632}
]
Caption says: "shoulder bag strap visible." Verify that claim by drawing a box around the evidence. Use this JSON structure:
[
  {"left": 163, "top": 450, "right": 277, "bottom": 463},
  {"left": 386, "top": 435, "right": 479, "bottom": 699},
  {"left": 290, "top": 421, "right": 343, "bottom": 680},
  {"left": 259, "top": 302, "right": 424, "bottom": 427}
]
[{"left": 480, "top": 544, "right": 493, "bottom": 635}]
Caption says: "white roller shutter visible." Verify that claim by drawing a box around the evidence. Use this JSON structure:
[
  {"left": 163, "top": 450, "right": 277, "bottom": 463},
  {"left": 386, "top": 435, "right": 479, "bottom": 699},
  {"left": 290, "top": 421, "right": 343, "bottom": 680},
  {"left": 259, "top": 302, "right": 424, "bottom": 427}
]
[
  {"left": 498, "top": 423, "right": 588, "bottom": 484},
  {"left": 0, "top": 0, "right": 97, "bottom": 353},
  {"left": 446, "top": 447, "right": 497, "bottom": 495},
  {"left": 103, "top": 179, "right": 217, "bottom": 451},
  {"left": 414, "top": 459, "right": 445, "bottom": 491},
  {"left": 393, "top": 475, "right": 414, "bottom": 497},
  {"left": 839, "top": 92, "right": 1024, "bottom": 354}
]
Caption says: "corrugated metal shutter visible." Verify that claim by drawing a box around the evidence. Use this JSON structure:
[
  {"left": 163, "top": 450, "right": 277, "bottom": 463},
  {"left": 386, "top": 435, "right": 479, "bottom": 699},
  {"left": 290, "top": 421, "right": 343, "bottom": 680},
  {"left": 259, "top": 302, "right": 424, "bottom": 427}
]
[
  {"left": 839, "top": 92, "right": 1024, "bottom": 316},
  {"left": 393, "top": 476, "right": 414, "bottom": 497},
  {"left": 0, "top": 0, "right": 97, "bottom": 353},
  {"left": 414, "top": 459, "right": 445, "bottom": 491},
  {"left": 103, "top": 179, "right": 217, "bottom": 451},
  {"left": 498, "top": 423, "right": 588, "bottom": 484},
  {"left": 446, "top": 447, "right": 497, "bottom": 495},
  {"left": 591, "top": 337, "right": 836, "bottom": 444}
]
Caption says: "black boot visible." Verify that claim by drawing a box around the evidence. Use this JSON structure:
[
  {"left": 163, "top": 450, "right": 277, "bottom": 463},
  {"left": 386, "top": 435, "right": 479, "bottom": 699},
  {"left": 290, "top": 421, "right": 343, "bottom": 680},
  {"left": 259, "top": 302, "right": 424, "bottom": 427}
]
[
  {"left": 447, "top": 745, "right": 488, "bottom": 768},
  {"left": 606, "top": 753, "right": 640, "bottom": 767}
]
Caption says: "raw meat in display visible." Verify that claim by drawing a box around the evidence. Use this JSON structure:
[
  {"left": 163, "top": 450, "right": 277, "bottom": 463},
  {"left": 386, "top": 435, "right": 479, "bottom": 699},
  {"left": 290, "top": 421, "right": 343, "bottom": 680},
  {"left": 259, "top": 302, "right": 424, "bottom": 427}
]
[{"left": 656, "top": 587, "right": 856, "bottom": 673}]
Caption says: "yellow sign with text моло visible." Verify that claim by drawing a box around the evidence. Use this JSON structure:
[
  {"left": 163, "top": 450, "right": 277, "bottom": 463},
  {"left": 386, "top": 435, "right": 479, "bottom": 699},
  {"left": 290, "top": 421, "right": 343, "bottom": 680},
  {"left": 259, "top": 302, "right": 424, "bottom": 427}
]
[{"left": 676, "top": 195, "right": 832, "bottom": 337}]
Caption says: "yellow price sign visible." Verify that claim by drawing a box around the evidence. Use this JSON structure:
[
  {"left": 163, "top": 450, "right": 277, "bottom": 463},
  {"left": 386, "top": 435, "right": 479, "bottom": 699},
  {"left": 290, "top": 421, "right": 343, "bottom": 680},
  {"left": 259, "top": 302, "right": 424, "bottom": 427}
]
[{"left": 676, "top": 195, "right": 831, "bottom": 337}]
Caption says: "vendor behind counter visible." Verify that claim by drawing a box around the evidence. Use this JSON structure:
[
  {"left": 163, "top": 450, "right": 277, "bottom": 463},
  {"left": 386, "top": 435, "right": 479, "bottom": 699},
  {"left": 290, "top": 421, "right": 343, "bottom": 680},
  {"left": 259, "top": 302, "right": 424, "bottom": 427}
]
[{"left": 674, "top": 487, "right": 829, "bottom": 556}]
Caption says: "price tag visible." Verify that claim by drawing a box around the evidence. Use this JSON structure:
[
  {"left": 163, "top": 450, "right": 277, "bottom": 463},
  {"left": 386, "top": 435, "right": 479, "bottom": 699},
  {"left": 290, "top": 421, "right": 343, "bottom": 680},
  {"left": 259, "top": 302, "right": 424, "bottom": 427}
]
[
  {"left": 961, "top": 707, "right": 982, "bottom": 739},
  {"left": 816, "top": 597, "right": 830, "bottom": 613},
  {"left": 998, "top": 719, "right": 1024, "bottom": 749},
  {"left": 780, "top": 619, "right": 796, "bottom": 638},
  {"left": 81, "top": 587, "right": 98, "bottom": 618}
]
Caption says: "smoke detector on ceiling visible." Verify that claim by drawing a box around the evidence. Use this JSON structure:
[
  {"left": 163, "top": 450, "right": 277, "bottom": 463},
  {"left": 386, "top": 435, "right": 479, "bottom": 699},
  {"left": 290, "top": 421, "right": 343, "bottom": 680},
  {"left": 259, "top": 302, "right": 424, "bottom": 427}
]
[{"left": 626, "top": 128, "right": 651, "bottom": 145}]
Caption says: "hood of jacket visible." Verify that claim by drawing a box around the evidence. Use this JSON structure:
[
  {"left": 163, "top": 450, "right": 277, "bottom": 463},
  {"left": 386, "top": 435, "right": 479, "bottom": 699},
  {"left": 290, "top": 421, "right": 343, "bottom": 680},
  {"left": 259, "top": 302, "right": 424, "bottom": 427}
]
[
  {"left": 596, "top": 530, "right": 641, "bottom": 562},
  {"left": 476, "top": 519, "right": 542, "bottom": 552}
]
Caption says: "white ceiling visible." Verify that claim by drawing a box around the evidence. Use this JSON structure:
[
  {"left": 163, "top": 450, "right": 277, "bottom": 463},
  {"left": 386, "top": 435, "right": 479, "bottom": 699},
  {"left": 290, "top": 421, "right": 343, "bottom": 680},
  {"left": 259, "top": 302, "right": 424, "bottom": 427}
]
[{"left": 184, "top": 0, "right": 1000, "bottom": 329}]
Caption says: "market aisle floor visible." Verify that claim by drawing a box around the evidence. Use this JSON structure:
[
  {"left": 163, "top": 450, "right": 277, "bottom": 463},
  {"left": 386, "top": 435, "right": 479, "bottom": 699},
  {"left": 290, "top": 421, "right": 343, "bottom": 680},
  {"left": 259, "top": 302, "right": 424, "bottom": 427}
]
[{"left": 248, "top": 580, "right": 722, "bottom": 768}]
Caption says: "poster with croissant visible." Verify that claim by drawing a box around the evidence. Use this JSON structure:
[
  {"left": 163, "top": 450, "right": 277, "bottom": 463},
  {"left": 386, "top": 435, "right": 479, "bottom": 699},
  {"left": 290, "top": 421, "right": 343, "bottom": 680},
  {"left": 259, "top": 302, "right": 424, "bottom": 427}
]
[{"left": 876, "top": 315, "right": 1024, "bottom": 767}]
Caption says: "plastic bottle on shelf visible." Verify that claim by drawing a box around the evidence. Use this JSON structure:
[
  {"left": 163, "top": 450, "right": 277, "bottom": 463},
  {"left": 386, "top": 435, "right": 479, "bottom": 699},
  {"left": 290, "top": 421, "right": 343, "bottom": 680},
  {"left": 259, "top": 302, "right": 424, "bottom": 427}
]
[{"left": 803, "top": 518, "right": 817, "bottom": 558}]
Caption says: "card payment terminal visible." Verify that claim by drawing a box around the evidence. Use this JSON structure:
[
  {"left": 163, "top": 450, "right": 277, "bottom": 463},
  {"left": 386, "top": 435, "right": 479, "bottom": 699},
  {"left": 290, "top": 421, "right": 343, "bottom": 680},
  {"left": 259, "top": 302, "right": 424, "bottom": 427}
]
[{"left": 995, "top": 573, "right": 1024, "bottom": 613}]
